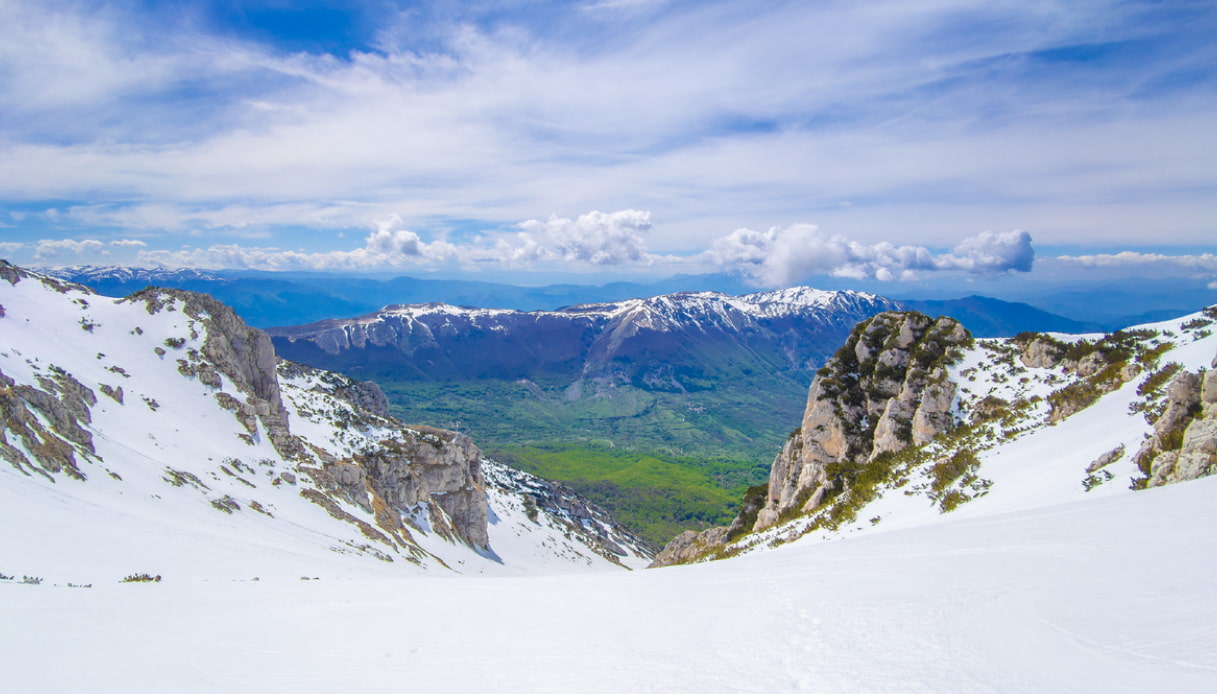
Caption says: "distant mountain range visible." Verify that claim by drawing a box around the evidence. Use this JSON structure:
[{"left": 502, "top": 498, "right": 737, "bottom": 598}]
[
  {"left": 40, "top": 264, "right": 1198, "bottom": 334},
  {"left": 0, "top": 261, "right": 652, "bottom": 580},
  {"left": 32, "top": 264, "right": 1139, "bottom": 542}
]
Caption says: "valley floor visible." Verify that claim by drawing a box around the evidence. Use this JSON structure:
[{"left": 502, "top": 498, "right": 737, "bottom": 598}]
[{"left": 4, "top": 475, "right": 1216, "bottom": 693}]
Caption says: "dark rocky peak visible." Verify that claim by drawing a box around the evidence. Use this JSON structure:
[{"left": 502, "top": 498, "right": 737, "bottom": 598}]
[{"left": 1, "top": 259, "right": 96, "bottom": 296}]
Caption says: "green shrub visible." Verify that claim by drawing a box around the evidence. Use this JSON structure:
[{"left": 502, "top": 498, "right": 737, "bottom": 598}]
[
  {"left": 1138, "top": 363, "right": 1182, "bottom": 397},
  {"left": 121, "top": 573, "right": 162, "bottom": 583}
]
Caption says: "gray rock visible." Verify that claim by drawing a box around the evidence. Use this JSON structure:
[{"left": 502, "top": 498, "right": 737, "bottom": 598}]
[
  {"left": 1086, "top": 444, "right": 1125, "bottom": 474},
  {"left": 1141, "top": 370, "right": 1217, "bottom": 487},
  {"left": 1019, "top": 336, "right": 1064, "bottom": 369},
  {"left": 662, "top": 311, "right": 972, "bottom": 561}
]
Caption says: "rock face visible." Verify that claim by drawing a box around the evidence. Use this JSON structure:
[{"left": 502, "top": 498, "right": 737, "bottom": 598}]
[
  {"left": 0, "top": 263, "right": 100, "bottom": 480},
  {"left": 652, "top": 312, "right": 971, "bottom": 566},
  {"left": 1141, "top": 363, "right": 1217, "bottom": 487},
  {"left": 1, "top": 261, "right": 657, "bottom": 573},
  {"left": 484, "top": 462, "right": 654, "bottom": 566},
  {"left": 124, "top": 288, "right": 306, "bottom": 461},
  {"left": 755, "top": 313, "right": 969, "bottom": 532}
]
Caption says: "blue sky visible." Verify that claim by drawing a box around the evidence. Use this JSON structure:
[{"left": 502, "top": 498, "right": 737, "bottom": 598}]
[{"left": 1, "top": 0, "right": 1215, "bottom": 290}]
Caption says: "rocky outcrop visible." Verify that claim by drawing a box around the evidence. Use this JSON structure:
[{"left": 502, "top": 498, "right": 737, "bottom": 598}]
[
  {"left": 484, "top": 461, "right": 654, "bottom": 566},
  {"left": 1018, "top": 334, "right": 1065, "bottom": 369},
  {"left": 652, "top": 312, "right": 971, "bottom": 566},
  {"left": 125, "top": 288, "right": 305, "bottom": 459},
  {"left": 650, "top": 527, "right": 729, "bottom": 567},
  {"left": 0, "top": 366, "right": 98, "bottom": 481},
  {"left": 755, "top": 313, "right": 969, "bottom": 531},
  {"left": 278, "top": 360, "right": 492, "bottom": 549},
  {"left": 359, "top": 427, "right": 489, "bottom": 548},
  {"left": 1140, "top": 362, "right": 1217, "bottom": 487}
]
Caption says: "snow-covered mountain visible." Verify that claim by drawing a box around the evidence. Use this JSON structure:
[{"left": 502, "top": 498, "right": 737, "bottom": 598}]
[
  {"left": 41, "top": 264, "right": 222, "bottom": 285},
  {"left": 268, "top": 286, "right": 899, "bottom": 381},
  {"left": 0, "top": 262, "right": 651, "bottom": 581},
  {"left": 265, "top": 287, "right": 902, "bottom": 463},
  {"left": 654, "top": 306, "right": 1217, "bottom": 565},
  {"left": 5, "top": 264, "right": 1217, "bottom": 691}
]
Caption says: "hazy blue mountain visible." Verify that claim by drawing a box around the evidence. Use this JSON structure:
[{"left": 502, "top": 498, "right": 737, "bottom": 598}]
[
  {"left": 899, "top": 295, "right": 1101, "bottom": 336},
  {"left": 40, "top": 266, "right": 755, "bottom": 327}
]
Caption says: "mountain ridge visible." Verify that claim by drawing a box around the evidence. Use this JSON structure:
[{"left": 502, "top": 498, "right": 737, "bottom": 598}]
[
  {"left": 0, "top": 261, "right": 652, "bottom": 580},
  {"left": 653, "top": 304, "right": 1217, "bottom": 565}
]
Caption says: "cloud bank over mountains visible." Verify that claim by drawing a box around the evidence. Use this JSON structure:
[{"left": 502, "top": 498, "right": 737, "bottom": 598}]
[
  {"left": 15, "top": 208, "right": 1034, "bottom": 286},
  {"left": 1, "top": 0, "right": 1215, "bottom": 274}
]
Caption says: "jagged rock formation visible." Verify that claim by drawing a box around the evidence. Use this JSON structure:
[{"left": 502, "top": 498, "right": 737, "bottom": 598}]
[
  {"left": 755, "top": 313, "right": 970, "bottom": 531},
  {"left": 123, "top": 288, "right": 306, "bottom": 461},
  {"left": 1138, "top": 356, "right": 1217, "bottom": 487},
  {"left": 653, "top": 304, "right": 1217, "bottom": 568},
  {"left": 483, "top": 462, "right": 654, "bottom": 567},
  {"left": 652, "top": 312, "right": 971, "bottom": 566},
  {"left": 1, "top": 261, "right": 651, "bottom": 575}
]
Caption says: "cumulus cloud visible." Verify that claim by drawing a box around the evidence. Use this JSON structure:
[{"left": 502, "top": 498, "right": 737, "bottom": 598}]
[
  {"left": 705, "top": 226, "right": 1035, "bottom": 286},
  {"left": 365, "top": 216, "right": 425, "bottom": 258},
  {"left": 935, "top": 230, "right": 1035, "bottom": 274},
  {"left": 33, "top": 238, "right": 106, "bottom": 261},
  {"left": 109, "top": 238, "right": 147, "bottom": 247},
  {"left": 131, "top": 210, "right": 661, "bottom": 272},
  {"left": 516, "top": 210, "right": 653, "bottom": 266},
  {"left": 0, "top": 241, "right": 24, "bottom": 254}
]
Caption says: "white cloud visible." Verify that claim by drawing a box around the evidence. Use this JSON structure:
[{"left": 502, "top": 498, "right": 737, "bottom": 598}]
[
  {"left": 0, "top": 242, "right": 24, "bottom": 254},
  {"left": 936, "top": 230, "right": 1035, "bottom": 274},
  {"left": 1054, "top": 251, "right": 1217, "bottom": 271},
  {"left": 1049, "top": 251, "right": 1217, "bottom": 285},
  {"left": 0, "top": 1, "right": 1214, "bottom": 253},
  {"left": 109, "top": 239, "right": 147, "bottom": 247},
  {"left": 516, "top": 210, "right": 653, "bottom": 266},
  {"left": 704, "top": 225, "right": 1034, "bottom": 286},
  {"left": 365, "top": 216, "right": 424, "bottom": 257},
  {"left": 33, "top": 238, "right": 106, "bottom": 261}
]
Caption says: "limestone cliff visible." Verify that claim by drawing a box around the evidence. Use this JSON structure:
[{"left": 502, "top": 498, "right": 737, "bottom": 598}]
[
  {"left": 1, "top": 261, "right": 657, "bottom": 574},
  {"left": 1138, "top": 353, "right": 1217, "bottom": 487},
  {"left": 653, "top": 312, "right": 971, "bottom": 567}
]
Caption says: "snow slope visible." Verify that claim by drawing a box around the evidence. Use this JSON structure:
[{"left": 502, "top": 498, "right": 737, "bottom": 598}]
[
  {"left": 716, "top": 309, "right": 1217, "bottom": 555},
  {"left": 0, "top": 264, "right": 650, "bottom": 581},
  {"left": 3, "top": 474, "right": 1214, "bottom": 692},
  {"left": 4, "top": 265, "right": 1215, "bottom": 691}
]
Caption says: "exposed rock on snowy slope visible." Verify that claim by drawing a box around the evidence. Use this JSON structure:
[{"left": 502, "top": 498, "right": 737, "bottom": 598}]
[
  {"left": 654, "top": 307, "right": 1217, "bottom": 567},
  {"left": 0, "top": 261, "right": 650, "bottom": 580}
]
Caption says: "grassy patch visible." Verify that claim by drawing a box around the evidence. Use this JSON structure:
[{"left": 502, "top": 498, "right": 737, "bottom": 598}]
[{"left": 490, "top": 443, "right": 768, "bottom": 547}]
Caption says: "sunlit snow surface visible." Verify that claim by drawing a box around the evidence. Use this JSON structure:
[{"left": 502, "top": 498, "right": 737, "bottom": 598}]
[
  {"left": 3, "top": 477, "right": 1215, "bottom": 692},
  {"left": 0, "top": 271, "right": 648, "bottom": 579},
  {"left": 3, "top": 271, "right": 1216, "bottom": 691}
]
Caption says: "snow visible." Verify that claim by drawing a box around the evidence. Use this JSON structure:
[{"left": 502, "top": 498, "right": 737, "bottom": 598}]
[
  {"left": 4, "top": 269, "right": 1216, "bottom": 691},
  {"left": 3, "top": 475, "right": 1215, "bottom": 692},
  {"left": 368, "top": 286, "right": 886, "bottom": 331},
  {"left": 0, "top": 270, "right": 648, "bottom": 581}
]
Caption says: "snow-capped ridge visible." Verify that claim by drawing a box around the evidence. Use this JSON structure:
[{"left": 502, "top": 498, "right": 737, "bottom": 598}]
[
  {"left": 655, "top": 305, "right": 1217, "bottom": 566},
  {"left": 0, "top": 262, "right": 651, "bottom": 580}
]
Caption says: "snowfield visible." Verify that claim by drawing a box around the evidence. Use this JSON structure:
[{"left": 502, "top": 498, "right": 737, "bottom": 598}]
[
  {"left": 3, "top": 474, "right": 1216, "bottom": 693},
  {"left": 3, "top": 264, "right": 1216, "bottom": 692}
]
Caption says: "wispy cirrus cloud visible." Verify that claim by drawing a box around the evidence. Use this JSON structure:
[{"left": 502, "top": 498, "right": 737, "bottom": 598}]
[{"left": 0, "top": 0, "right": 1214, "bottom": 260}]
